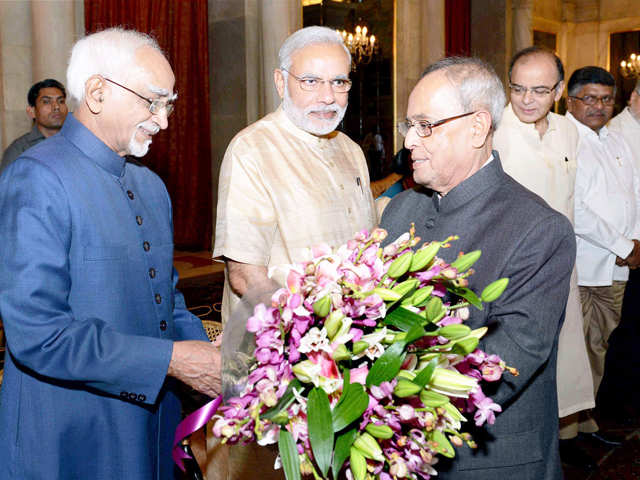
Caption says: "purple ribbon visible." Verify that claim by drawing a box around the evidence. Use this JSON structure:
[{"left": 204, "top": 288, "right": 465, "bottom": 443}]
[{"left": 172, "top": 395, "right": 223, "bottom": 471}]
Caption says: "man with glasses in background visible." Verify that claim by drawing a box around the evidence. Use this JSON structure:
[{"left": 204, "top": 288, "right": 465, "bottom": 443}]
[
  {"left": 212, "top": 25, "right": 375, "bottom": 479},
  {"left": 380, "top": 56, "right": 574, "bottom": 479},
  {"left": 0, "top": 28, "right": 220, "bottom": 479},
  {"left": 493, "top": 47, "right": 595, "bottom": 470},
  {"left": 567, "top": 66, "right": 640, "bottom": 447}
]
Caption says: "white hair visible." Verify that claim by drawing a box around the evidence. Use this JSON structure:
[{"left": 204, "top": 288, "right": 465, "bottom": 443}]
[
  {"left": 422, "top": 57, "right": 506, "bottom": 131},
  {"left": 66, "top": 27, "right": 163, "bottom": 103},
  {"left": 278, "top": 26, "right": 351, "bottom": 71}
]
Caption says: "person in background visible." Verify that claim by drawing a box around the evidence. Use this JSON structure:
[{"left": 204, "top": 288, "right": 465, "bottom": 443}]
[
  {"left": 1, "top": 78, "right": 68, "bottom": 172},
  {"left": 493, "top": 46, "right": 595, "bottom": 470},
  {"left": 212, "top": 25, "right": 376, "bottom": 480},
  {"left": 381, "top": 56, "right": 574, "bottom": 479},
  {"left": 0, "top": 28, "right": 220, "bottom": 479},
  {"left": 567, "top": 65, "right": 640, "bottom": 450}
]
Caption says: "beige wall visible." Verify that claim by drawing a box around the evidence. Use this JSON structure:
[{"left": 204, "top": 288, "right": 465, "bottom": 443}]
[{"left": 0, "top": 0, "right": 83, "bottom": 152}]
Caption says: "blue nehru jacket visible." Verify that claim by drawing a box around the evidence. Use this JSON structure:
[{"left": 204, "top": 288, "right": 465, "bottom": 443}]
[{"left": 0, "top": 113, "right": 208, "bottom": 479}]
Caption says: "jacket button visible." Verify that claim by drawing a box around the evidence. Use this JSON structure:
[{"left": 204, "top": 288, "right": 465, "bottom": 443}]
[
  {"left": 137, "top": 394, "right": 146, "bottom": 402},
  {"left": 159, "top": 320, "right": 168, "bottom": 331},
  {"left": 143, "top": 241, "right": 150, "bottom": 251},
  {"left": 155, "top": 294, "right": 162, "bottom": 304},
  {"left": 128, "top": 392, "right": 138, "bottom": 401},
  {"left": 136, "top": 216, "right": 143, "bottom": 225},
  {"left": 127, "top": 190, "right": 134, "bottom": 200},
  {"left": 149, "top": 267, "right": 156, "bottom": 278},
  {"left": 120, "top": 391, "right": 128, "bottom": 398}
]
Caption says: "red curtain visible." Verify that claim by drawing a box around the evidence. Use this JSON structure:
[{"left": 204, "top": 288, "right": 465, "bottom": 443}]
[
  {"left": 445, "top": 0, "right": 471, "bottom": 57},
  {"left": 85, "top": 0, "right": 212, "bottom": 250}
]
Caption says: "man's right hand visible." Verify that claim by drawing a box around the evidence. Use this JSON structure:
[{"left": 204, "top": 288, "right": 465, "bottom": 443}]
[{"left": 167, "top": 340, "right": 221, "bottom": 398}]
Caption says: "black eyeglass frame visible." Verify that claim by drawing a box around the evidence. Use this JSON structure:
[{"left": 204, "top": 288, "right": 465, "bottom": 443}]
[
  {"left": 398, "top": 111, "right": 477, "bottom": 138},
  {"left": 568, "top": 94, "right": 615, "bottom": 106},
  {"left": 103, "top": 77, "right": 176, "bottom": 116}
]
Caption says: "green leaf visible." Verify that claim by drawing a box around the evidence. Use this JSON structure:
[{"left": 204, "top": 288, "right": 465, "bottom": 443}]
[
  {"left": 332, "top": 427, "right": 357, "bottom": 479},
  {"left": 404, "top": 324, "right": 426, "bottom": 345},
  {"left": 450, "top": 250, "right": 481, "bottom": 273},
  {"left": 262, "top": 379, "right": 302, "bottom": 422},
  {"left": 307, "top": 388, "right": 334, "bottom": 477},
  {"left": 332, "top": 382, "right": 369, "bottom": 432},
  {"left": 447, "top": 286, "right": 482, "bottom": 309},
  {"left": 430, "top": 430, "right": 456, "bottom": 458},
  {"left": 278, "top": 429, "right": 301, "bottom": 480},
  {"left": 413, "top": 357, "right": 438, "bottom": 389},
  {"left": 383, "top": 306, "right": 425, "bottom": 331},
  {"left": 481, "top": 278, "right": 509, "bottom": 303},
  {"left": 366, "top": 341, "right": 407, "bottom": 387}
]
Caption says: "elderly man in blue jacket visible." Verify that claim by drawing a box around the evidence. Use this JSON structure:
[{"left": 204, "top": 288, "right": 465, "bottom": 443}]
[{"left": 0, "top": 28, "right": 220, "bottom": 479}]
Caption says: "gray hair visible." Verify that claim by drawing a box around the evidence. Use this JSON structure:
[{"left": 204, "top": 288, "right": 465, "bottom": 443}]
[
  {"left": 421, "top": 56, "right": 506, "bottom": 131},
  {"left": 278, "top": 26, "right": 351, "bottom": 71},
  {"left": 66, "top": 27, "right": 163, "bottom": 103}
]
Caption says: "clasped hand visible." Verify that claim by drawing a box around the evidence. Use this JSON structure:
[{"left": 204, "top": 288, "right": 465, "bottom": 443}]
[
  {"left": 616, "top": 239, "right": 640, "bottom": 269},
  {"left": 167, "top": 339, "right": 222, "bottom": 398}
]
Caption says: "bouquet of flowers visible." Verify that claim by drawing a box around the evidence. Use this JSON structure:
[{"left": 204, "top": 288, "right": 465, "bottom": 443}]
[{"left": 177, "top": 226, "right": 517, "bottom": 480}]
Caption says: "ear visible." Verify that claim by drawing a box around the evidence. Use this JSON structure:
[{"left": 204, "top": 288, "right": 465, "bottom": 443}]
[
  {"left": 274, "top": 69, "right": 285, "bottom": 100},
  {"left": 84, "top": 75, "right": 105, "bottom": 114},
  {"left": 26, "top": 105, "right": 36, "bottom": 120},
  {"left": 553, "top": 81, "right": 564, "bottom": 103},
  {"left": 566, "top": 96, "right": 575, "bottom": 114},
  {"left": 629, "top": 90, "right": 638, "bottom": 106},
  {"left": 470, "top": 110, "right": 492, "bottom": 149}
]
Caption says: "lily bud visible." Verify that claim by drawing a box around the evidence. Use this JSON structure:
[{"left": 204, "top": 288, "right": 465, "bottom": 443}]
[
  {"left": 313, "top": 295, "right": 332, "bottom": 318},
  {"left": 437, "top": 324, "right": 471, "bottom": 340},
  {"left": 325, "top": 309, "right": 345, "bottom": 339},
  {"left": 365, "top": 424, "right": 394, "bottom": 439},
  {"left": 349, "top": 447, "right": 367, "bottom": 480},
  {"left": 371, "top": 287, "right": 401, "bottom": 302},
  {"left": 393, "top": 378, "right": 422, "bottom": 398},
  {"left": 332, "top": 344, "right": 351, "bottom": 362},
  {"left": 429, "top": 367, "right": 478, "bottom": 397},
  {"left": 388, "top": 251, "right": 413, "bottom": 278},
  {"left": 419, "top": 389, "right": 449, "bottom": 407},
  {"left": 291, "top": 360, "right": 320, "bottom": 384},
  {"left": 450, "top": 250, "right": 481, "bottom": 273},
  {"left": 352, "top": 340, "right": 368, "bottom": 355},
  {"left": 409, "top": 242, "right": 441, "bottom": 271},
  {"left": 353, "top": 432, "right": 385, "bottom": 462},
  {"left": 481, "top": 278, "right": 509, "bottom": 303}
]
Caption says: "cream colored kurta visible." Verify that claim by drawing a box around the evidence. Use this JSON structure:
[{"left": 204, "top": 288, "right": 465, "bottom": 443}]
[
  {"left": 494, "top": 104, "right": 594, "bottom": 417},
  {"left": 210, "top": 107, "right": 376, "bottom": 480},
  {"left": 608, "top": 107, "right": 640, "bottom": 171},
  {"left": 214, "top": 106, "right": 377, "bottom": 325}
]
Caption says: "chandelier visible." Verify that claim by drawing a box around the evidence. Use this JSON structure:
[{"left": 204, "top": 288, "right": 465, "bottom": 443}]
[
  {"left": 620, "top": 53, "right": 640, "bottom": 78},
  {"left": 336, "top": 25, "right": 377, "bottom": 66}
]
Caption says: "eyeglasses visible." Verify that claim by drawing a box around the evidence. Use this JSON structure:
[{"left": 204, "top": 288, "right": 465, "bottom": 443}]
[
  {"left": 509, "top": 80, "right": 560, "bottom": 97},
  {"left": 569, "top": 94, "right": 615, "bottom": 106},
  {"left": 397, "top": 111, "right": 476, "bottom": 138},
  {"left": 281, "top": 68, "right": 352, "bottom": 93},
  {"left": 104, "top": 77, "right": 175, "bottom": 116}
]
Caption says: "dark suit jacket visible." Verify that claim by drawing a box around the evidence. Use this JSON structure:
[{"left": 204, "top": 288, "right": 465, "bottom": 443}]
[{"left": 380, "top": 152, "right": 574, "bottom": 480}]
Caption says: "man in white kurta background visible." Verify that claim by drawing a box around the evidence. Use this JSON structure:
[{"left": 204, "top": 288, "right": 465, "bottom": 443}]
[
  {"left": 211, "top": 26, "right": 376, "bottom": 480},
  {"left": 608, "top": 78, "right": 640, "bottom": 165},
  {"left": 568, "top": 65, "right": 640, "bottom": 449},
  {"left": 493, "top": 47, "right": 595, "bottom": 469}
]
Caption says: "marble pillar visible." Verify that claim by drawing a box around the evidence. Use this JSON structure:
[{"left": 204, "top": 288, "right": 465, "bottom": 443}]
[{"left": 512, "top": 0, "right": 533, "bottom": 56}]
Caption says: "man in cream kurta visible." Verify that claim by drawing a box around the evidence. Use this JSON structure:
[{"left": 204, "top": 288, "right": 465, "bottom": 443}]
[
  {"left": 493, "top": 49, "right": 594, "bottom": 467},
  {"left": 211, "top": 27, "right": 376, "bottom": 480}
]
